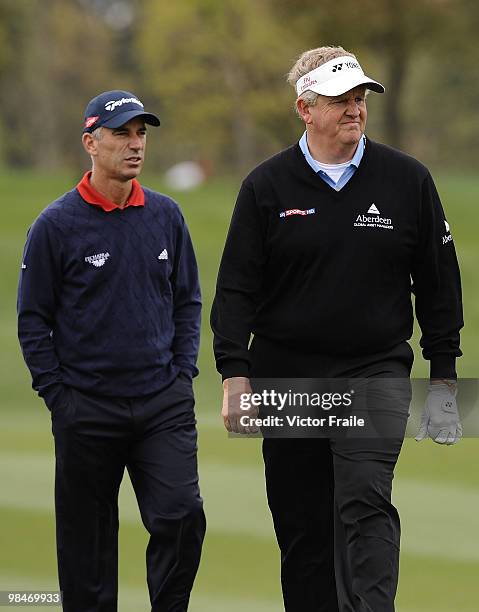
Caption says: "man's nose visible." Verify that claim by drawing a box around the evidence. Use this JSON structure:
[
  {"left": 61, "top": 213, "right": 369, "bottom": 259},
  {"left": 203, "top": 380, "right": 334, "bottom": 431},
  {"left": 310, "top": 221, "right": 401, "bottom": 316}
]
[
  {"left": 346, "top": 100, "right": 361, "bottom": 116},
  {"left": 129, "top": 136, "right": 143, "bottom": 149}
]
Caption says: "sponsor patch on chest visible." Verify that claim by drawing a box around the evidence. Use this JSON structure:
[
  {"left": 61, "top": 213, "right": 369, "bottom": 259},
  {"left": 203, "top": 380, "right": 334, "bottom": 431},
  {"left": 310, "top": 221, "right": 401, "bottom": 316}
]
[
  {"left": 353, "top": 204, "right": 394, "bottom": 230},
  {"left": 279, "top": 208, "right": 316, "bottom": 218},
  {"left": 85, "top": 252, "right": 110, "bottom": 267}
]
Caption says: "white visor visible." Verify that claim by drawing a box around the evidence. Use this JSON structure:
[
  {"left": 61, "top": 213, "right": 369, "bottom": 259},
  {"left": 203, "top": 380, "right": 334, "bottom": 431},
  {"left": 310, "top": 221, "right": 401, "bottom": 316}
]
[{"left": 295, "top": 56, "right": 385, "bottom": 97}]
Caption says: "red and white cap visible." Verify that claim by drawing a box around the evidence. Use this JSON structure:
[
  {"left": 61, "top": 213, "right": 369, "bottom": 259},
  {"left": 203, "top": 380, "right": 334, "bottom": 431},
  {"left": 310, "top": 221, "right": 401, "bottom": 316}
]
[{"left": 295, "top": 56, "right": 385, "bottom": 97}]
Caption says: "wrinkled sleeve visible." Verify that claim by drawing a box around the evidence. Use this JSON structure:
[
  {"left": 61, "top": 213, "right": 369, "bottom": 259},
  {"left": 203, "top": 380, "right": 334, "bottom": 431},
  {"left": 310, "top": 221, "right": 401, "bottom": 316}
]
[
  {"left": 17, "top": 215, "right": 67, "bottom": 410},
  {"left": 210, "top": 180, "right": 267, "bottom": 379},
  {"left": 411, "top": 172, "right": 463, "bottom": 379},
  {"left": 171, "top": 215, "right": 202, "bottom": 378}
]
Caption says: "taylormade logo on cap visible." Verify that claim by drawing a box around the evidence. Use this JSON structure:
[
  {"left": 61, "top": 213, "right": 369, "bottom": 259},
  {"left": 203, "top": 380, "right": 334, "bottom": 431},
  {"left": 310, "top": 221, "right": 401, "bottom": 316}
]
[
  {"left": 104, "top": 97, "right": 144, "bottom": 112},
  {"left": 295, "top": 56, "right": 385, "bottom": 97}
]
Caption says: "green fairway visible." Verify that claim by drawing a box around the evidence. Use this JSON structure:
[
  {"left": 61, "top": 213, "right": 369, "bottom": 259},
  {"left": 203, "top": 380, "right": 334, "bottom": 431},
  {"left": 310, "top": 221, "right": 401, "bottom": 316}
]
[{"left": 1, "top": 169, "right": 478, "bottom": 610}]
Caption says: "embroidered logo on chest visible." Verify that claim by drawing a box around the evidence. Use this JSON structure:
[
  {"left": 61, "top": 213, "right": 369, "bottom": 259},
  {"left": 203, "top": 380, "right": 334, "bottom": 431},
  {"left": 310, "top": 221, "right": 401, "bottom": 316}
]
[
  {"left": 279, "top": 208, "right": 316, "bottom": 218},
  {"left": 353, "top": 204, "right": 394, "bottom": 230},
  {"left": 85, "top": 252, "right": 110, "bottom": 267}
]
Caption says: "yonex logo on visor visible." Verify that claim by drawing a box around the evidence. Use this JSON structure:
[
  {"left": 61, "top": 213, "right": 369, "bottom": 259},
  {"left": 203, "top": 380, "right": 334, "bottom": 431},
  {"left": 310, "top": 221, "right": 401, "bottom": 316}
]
[
  {"left": 295, "top": 56, "right": 384, "bottom": 97},
  {"left": 104, "top": 97, "right": 144, "bottom": 112},
  {"left": 331, "top": 61, "right": 360, "bottom": 73}
]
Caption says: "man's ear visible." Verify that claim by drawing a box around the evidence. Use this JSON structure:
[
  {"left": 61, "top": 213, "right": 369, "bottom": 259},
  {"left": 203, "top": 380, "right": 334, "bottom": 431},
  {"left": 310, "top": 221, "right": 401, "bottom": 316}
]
[
  {"left": 296, "top": 98, "right": 312, "bottom": 125},
  {"left": 82, "top": 133, "right": 97, "bottom": 156}
]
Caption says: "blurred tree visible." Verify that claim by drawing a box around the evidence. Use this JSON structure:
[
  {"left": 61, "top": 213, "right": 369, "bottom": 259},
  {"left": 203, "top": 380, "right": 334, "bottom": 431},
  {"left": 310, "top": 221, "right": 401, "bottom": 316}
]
[
  {"left": 0, "top": 0, "right": 36, "bottom": 167},
  {"left": 403, "top": 0, "right": 479, "bottom": 165},
  {"left": 275, "top": 0, "right": 474, "bottom": 151},
  {"left": 0, "top": 0, "right": 120, "bottom": 168},
  {"left": 136, "top": 0, "right": 299, "bottom": 174},
  {"left": 0, "top": 2, "right": 14, "bottom": 75},
  {"left": 0, "top": 0, "right": 477, "bottom": 171}
]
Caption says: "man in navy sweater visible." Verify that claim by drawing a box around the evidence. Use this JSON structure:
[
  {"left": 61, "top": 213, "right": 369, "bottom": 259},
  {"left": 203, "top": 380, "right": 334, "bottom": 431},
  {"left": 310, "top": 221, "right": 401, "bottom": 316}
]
[
  {"left": 17, "top": 90, "right": 205, "bottom": 611},
  {"left": 211, "top": 47, "right": 463, "bottom": 611}
]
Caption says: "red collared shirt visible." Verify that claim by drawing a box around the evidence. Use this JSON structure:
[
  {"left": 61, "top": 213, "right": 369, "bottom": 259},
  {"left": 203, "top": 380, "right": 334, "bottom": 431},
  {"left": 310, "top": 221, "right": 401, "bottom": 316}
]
[{"left": 76, "top": 171, "right": 145, "bottom": 212}]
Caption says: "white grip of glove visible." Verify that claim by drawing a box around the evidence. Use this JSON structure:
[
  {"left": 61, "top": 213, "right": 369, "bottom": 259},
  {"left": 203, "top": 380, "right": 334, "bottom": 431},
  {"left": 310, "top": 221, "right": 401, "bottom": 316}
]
[{"left": 415, "top": 383, "right": 462, "bottom": 445}]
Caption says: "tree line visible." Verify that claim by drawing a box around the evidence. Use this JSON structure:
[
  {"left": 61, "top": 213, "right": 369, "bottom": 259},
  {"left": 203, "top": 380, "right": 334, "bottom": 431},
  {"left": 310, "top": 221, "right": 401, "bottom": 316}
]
[{"left": 0, "top": 0, "right": 477, "bottom": 174}]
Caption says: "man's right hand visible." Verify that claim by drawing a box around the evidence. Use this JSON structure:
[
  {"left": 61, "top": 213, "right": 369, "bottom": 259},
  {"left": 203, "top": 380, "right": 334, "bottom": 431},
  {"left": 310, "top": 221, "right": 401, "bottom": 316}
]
[{"left": 222, "top": 377, "right": 259, "bottom": 434}]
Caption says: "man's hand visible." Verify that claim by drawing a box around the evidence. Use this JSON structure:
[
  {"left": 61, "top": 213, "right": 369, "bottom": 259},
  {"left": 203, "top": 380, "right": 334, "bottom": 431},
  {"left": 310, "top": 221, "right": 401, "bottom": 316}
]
[
  {"left": 222, "top": 377, "right": 259, "bottom": 434},
  {"left": 415, "top": 382, "right": 462, "bottom": 445}
]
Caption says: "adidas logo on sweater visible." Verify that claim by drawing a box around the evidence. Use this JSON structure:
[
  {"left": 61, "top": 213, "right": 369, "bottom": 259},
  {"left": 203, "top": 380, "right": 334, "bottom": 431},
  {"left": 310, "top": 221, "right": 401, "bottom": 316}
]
[
  {"left": 85, "top": 252, "right": 110, "bottom": 267},
  {"left": 158, "top": 249, "right": 168, "bottom": 260}
]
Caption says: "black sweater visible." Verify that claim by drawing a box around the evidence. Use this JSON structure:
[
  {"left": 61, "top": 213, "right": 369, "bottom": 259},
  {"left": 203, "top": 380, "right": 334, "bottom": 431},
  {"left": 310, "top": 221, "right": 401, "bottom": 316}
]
[{"left": 211, "top": 139, "right": 463, "bottom": 379}]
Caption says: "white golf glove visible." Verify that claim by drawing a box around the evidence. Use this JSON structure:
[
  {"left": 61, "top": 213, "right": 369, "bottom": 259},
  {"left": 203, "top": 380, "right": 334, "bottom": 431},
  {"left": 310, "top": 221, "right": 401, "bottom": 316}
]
[{"left": 415, "top": 383, "right": 462, "bottom": 445}]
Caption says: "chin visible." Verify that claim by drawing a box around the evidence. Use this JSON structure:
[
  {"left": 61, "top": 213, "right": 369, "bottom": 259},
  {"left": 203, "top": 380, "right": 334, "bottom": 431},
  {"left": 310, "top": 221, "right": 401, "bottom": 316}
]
[
  {"left": 121, "top": 169, "right": 142, "bottom": 181},
  {"left": 342, "top": 132, "right": 362, "bottom": 146}
]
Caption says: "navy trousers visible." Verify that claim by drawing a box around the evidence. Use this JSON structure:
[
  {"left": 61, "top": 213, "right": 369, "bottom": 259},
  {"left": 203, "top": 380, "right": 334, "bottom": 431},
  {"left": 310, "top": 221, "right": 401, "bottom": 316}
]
[
  {"left": 51, "top": 375, "right": 206, "bottom": 612},
  {"left": 251, "top": 337, "right": 413, "bottom": 612}
]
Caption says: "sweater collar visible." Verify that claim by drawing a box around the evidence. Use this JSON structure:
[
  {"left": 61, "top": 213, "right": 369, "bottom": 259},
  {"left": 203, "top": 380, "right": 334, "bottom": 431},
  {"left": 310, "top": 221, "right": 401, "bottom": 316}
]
[
  {"left": 298, "top": 131, "right": 365, "bottom": 174},
  {"left": 77, "top": 171, "right": 145, "bottom": 212},
  {"left": 292, "top": 135, "right": 373, "bottom": 191}
]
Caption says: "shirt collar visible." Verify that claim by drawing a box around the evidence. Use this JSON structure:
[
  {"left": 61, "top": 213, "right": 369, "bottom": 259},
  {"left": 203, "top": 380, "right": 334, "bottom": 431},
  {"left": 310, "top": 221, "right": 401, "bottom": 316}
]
[
  {"left": 76, "top": 171, "right": 145, "bottom": 212},
  {"left": 298, "top": 131, "right": 365, "bottom": 173}
]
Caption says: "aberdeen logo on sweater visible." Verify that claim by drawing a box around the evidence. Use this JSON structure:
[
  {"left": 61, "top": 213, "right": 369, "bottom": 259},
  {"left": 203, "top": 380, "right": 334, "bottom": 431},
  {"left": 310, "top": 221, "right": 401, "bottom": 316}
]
[
  {"left": 85, "top": 252, "right": 110, "bottom": 267},
  {"left": 354, "top": 204, "right": 394, "bottom": 230},
  {"left": 279, "top": 208, "right": 316, "bottom": 218}
]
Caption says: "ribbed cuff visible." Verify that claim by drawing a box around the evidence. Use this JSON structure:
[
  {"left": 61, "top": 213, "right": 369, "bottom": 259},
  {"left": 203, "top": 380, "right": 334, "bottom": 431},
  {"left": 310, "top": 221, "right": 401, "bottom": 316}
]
[
  {"left": 429, "top": 354, "right": 457, "bottom": 380},
  {"left": 41, "top": 383, "right": 67, "bottom": 412},
  {"left": 173, "top": 362, "right": 199, "bottom": 379},
  {"left": 220, "top": 360, "right": 250, "bottom": 382}
]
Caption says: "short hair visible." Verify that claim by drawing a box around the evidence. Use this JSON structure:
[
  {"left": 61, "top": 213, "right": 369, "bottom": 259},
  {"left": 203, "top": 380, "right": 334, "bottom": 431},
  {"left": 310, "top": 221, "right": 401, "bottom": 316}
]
[
  {"left": 91, "top": 126, "right": 103, "bottom": 140},
  {"left": 287, "top": 46, "right": 357, "bottom": 113}
]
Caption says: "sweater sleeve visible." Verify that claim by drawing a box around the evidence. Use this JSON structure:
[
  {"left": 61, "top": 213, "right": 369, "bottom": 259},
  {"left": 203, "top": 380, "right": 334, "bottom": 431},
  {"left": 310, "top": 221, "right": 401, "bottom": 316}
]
[
  {"left": 17, "top": 215, "right": 67, "bottom": 410},
  {"left": 170, "top": 215, "right": 202, "bottom": 378},
  {"left": 210, "top": 179, "right": 267, "bottom": 379},
  {"left": 411, "top": 172, "right": 463, "bottom": 379}
]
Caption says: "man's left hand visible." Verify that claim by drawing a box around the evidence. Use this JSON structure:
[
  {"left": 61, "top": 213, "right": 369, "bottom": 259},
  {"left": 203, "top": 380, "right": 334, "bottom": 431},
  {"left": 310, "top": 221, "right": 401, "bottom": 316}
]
[{"left": 415, "top": 382, "right": 462, "bottom": 445}]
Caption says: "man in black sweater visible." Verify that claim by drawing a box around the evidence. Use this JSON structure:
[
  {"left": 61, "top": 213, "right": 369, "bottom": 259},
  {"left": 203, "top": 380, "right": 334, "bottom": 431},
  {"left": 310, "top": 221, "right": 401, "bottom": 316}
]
[
  {"left": 211, "top": 47, "right": 463, "bottom": 611},
  {"left": 17, "top": 90, "right": 205, "bottom": 611}
]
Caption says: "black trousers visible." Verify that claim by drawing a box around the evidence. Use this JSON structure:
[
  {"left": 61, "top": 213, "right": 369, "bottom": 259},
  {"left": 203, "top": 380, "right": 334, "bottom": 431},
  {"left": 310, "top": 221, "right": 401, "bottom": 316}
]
[
  {"left": 250, "top": 337, "right": 414, "bottom": 612},
  {"left": 51, "top": 375, "right": 206, "bottom": 612}
]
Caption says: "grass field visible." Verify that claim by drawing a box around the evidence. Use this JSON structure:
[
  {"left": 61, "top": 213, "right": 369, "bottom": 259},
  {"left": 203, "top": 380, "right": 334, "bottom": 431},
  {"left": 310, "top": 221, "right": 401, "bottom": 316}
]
[{"left": 0, "top": 169, "right": 478, "bottom": 610}]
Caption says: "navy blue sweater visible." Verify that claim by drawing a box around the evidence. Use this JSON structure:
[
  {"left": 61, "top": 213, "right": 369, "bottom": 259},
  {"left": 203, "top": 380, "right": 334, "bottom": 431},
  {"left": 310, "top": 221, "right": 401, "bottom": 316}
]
[{"left": 17, "top": 184, "right": 201, "bottom": 410}]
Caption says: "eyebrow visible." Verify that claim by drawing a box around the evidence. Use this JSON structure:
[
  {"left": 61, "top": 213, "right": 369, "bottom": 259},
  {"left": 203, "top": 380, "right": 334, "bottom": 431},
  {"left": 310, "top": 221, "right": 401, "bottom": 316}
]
[
  {"left": 112, "top": 126, "right": 147, "bottom": 133},
  {"left": 333, "top": 93, "right": 365, "bottom": 102}
]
